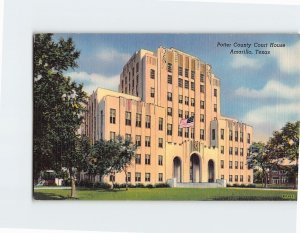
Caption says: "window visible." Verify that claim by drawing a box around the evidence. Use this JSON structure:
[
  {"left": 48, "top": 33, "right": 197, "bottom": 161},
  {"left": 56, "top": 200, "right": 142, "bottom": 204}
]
[
  {"left": 167, "top": 124, "right": 173, "bottom": 136},
  {"left": 200, "top": 73, "right": 205, "bottom": 82},
  {"left": 229, "top": 130, "right": 233, "bottom": 141},
  {"left": 214, "top": 88, "right": 217, "bottom": 97},
  {"left": 135, "top": 154, "right": 141, "bottom": 164},
  {"left": 229, "top": 147, "right": 233, "bottom": 155},
  {"left": 191, "top": 82, "right": 195, "bottom": 91},
  {"left": 214, "top": 104, "right": 217, "bottom": 112},
  {"left": 191, "top": 98, "right": 195, "bottom": 107},
  {"left": 125, "top": 134, "right": 131, "bottom": 142},
  {"left": 240, "top": 175, "right": 243, "bottom": 182},
  {"left": 126, "top": 172, "right": 131, "bottom": 182},
  {"left": 200, "top": 85, "right": 205, "bottom": 93},
  {"left": 145, "top": 136, "right": 151, "bottom": 147},
  {"left": 178, "top": 127, "right": 183, "bottom": 137},
  {"left": 200, "top": 114, "right": 204, "bottom": 122},
  {"left": 229, "top": 161, "right": 233, "bottom": 169},
  {"left": 200, "top": 129, "right": 205, "bottom": 140},
  {"left": 145, "top": 173, "right": 151, "bottom": 182},
  {"left": 221, "top": 160, "right": 224, "bottom": 169},
  {"left": 247, "top": 133, "right": 251, "bottom": 144},
  {"left": 136, "top": 135, "right": 141, "bottom": 147},
  {"left": 229, "top": 175, "right": 233, "bottom": 182},
  {"left": 110, "top": 109, "right": 116, "bottom": 124},
  {"left": 135, "top": 172, "right": 141, "bottom": 182},
  {"left": 125, "top": 112, "right": 131, "bottom": 126},
  {"left": 167, "top": 63, "right": 172, "bottom": 72},
  {"left": 221, "top": 146, "right": 224, "bottom": 154},
  {"left": 191, "top": 71, "right": 195, "bottom": 79},
  {"left": 145, "top": 115, "right": 151, "bottom": 128},
  {"left": 185, "top": 128, "right": 189, "bottom": 138},
  {"left": 240, "top": 148, "right": 244, "bottom": 156},
  {"left": 110, "top": 174, "right": 115, "bottom": 182},
  {"left": 178, "top": 109, "right": 183, "bottom": 118},
  {"left": 158, "top": 138, "right": 163, "bottom": 148},
  {"left": 191, "top": 112, "right": 194, "bottom": 118},
  {"left": 221, "top": 129, "right": 224, "bottom": 140},
  {"left": 240, "top": 162, "right": 244, "bottom": 170},
  {"left": 221, "top": 175, "right": 224, "bottom": 180},
  {"left": 136, "top": 113, "right": 142, "bottom": 127},
  {"left": 235, "top": 131, "right": 238, "bottom": 142},
  {"left": 185, "top": 111, "right": 189, "bottom": 119},
  {"left": 178, "top": 66, "right": 183, "bottom": 76},
  {"left": 235, "top": 175, "right": 238, "bottom": 182},
  {"left": 200, "top": 101, "right": 205, "bottom": 109},
  {"left": 240, "top": 131, "right": 244, "bottom": 142},
  {"left": 235, "top": 161, "right": 238, "bottom": 169},
  {"left": 184, "top": 80, "right": 189, "bottom": 89},
  {"left": 248, "top": 175, "right": 251, "bottom": 182},
  {"left": 185, "top": 68, "right": 189, "bottom": 77},
  {"left": 159, "top": 117, "right": 163, "bottom": 131},
  {"left": 178, "top": 78, "right": 183, "bottom": 87},
  {"left": 150, "top": 69, "right": 155, "bottom": 79},
  {"left": 179, "top": 95, "right": 183, "bottom": 104},
  {"left": 158, "top": 173, "right": 163, "bottom": 182},
  {"left": 158, "top": 155, "right": 163, "bottom": 166},
  {"left": 145, "top": 154, "right": 151, "bottom": 165},
  {"left": 185, "top": 96, "right": 189, "bottom": 105},
  {"left": 136, "top": 62, "right": 139, "bottom": 73},
  {"left": 110, "top": 131, "right": 115, "bottom": 140},
  {"left": 191, "top": 128, "right": 195, "bottom": 139},
  {"left": 167, "top": 92, "right": 173, "bottom": 101},
  {"left": 212, "top": 129, "right": 216, "bottom": 140},
  {"left": 167, "top": 107, "right": 172, "bottom": 116},
  {"left": 150, "top": 87, "right": 155, "bottom": 98},
  {"left": 167, "top": 75, "right": 172, "bottom": 84},
  {"left": 235, "top": 147, "right": 238, "bottom": 155}
]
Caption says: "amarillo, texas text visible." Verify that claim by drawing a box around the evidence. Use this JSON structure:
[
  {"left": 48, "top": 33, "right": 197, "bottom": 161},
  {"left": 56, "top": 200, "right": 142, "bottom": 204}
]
[{"left": 217, "top": 42, "right": 286, "bottom": 55}]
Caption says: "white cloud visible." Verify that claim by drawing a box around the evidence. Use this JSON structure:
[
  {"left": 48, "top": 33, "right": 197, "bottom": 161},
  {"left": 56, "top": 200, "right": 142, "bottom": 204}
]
[
  {"left": 230, "top": 54, "right": 261, "bottom": 69},
  {"left": 271, "top": 41, "right": 300, "bottom": 74},
  {"left": 66, "top": 71, "right": 119, "bottom": 94},
  {"left": 242, "top": 102, "right": 300, "bottom": 142},
  {"left": 235, "top": 79, "right": 300, "bottom": 99},
  {"left": 96, "top": 48, "right": 130, "bottom": 64}
]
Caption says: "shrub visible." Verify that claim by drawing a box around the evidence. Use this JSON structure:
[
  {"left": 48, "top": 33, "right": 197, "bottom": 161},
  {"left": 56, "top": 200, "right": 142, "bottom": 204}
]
[
  {"left": 146, "top": 184, "right": 154, "bottom": 189},
  {"left": 96, "top": 182, "right": 112, "bottom": 189},
  {"left": 247, "top": 184, "right": 256, "bottom": 188},
  {"left": 232, "top": 183, "right": 239, "bottom": 187},
  {"left": 240, "top": 184, "right": 246, "bottom": 188},
  {"left": 154, "top": 183, "right": 170, "bottom": 188},
  {"left": 135, "top": 183, "right": 145, "bottom": 188},
  {"left": 226, "top": 184, "right": 232, "bottom": 187}
]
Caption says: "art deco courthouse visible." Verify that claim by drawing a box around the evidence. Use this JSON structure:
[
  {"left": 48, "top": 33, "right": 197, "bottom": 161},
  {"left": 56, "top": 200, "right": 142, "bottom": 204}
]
[{"left": 83, "top": 47, "right": 253, "bottom": 185}]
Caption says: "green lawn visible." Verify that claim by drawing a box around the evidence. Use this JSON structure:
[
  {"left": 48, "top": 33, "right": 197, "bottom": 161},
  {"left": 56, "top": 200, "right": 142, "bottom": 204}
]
[{"left": 33, "top": 187, "right": 297, "bottom": 201}]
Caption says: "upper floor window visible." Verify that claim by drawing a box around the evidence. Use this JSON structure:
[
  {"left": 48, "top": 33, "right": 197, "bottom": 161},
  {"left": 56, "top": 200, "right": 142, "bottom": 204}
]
[
  {"left": 135, "top": 135, "right": 141, "bottom": 147},
  {"left": 145, "top": 154, "right": 151, "bottom": 165},
  {"left": 178, "top": 66, "right": 183, "bottom": 76},
  {"left": 145, "top": 115, "right": 151, "bottom": 128},
  {"left": 185, "top": 96, "right": 189, "bottom": 105},
  {"left": 167, "top": 124, "right": 173, "bottom": 136},
  {"left": 150, "top": 69, "right": 155, "bottom": 79},
  {"left": 185, "top": 68, "right": 189, "bottom": 78},
  {"left": 184, "top": 80, "right": 189, "bottom": 89},
  {"left": 145, "top": 136, "right": 151, "bottom": 147},
  {"left": 191, "top": 98, "right": 195, "bottom": 107},
  {"left": 178, "top": 78, "right": 183, "bottom": 87},
  {"left": 200, "top": 101, "right": 205, "bottom": 109},
  {"left": 150, "top": 88, "right": 155, "bottom": 98},
  {"left": 200, "top": 114, "right": 205, "bottom": 122},
  {"left": 168, "top": 75, "right": 172, "bottom": 84},
  {"left": 110, "top": 108, "right": 116, "bottom": 124},
  {"left": 200, "top": 129, "right": 205, "bottom": 140},
  {"left": 200, "top": 85, "right": 205, "bottom": 93},
  {"left": 167, "top": 92, "right": 173, "bottom": 101},
  {"left": 158, "top": 155, "right": 163, "bottom": 166},
  {"left": 167, "top": 63, "right": 172, "bottom": 72},
  {"left": 167, "top": 107, "right": 173, "bottom": 116},
  {"left": 179, "top": 95, "right": 183, "bottom": 104},
  {"left": 136, "top": 113, "right": 142, "bottom": 127},
  {"left": 220, "top": 129, "right": 224, "bottom": 139},
  {"left": 191, "top": 71, "right": 195, "bottom": 79},
  {"left": 214, "top": 88, "right": 217, "bottom": 97},
  {"left": 178, "top": 109, "right": 183, "bottom": 118},
  {"left": 212, "top": 129, "right": 216, "bottom": 140},
  {"left": 191, "top": 82, "right": 195, "bottom": 91},
  {"left": 200, "top": 73, "right": 205, "bottom": 82},
  {"left": 158, "top": 138, "right": 163, "bottom": 148},
  {"left": 159, "top": 117, "right": 163, "bottom": 131},
  {"left": 125, "top": 112, "right": 131, "bottom": 126}
]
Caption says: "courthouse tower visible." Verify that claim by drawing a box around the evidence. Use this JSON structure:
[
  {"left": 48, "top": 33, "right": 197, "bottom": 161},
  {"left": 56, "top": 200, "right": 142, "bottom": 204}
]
[{"left": 83, "top": 47, "right": 253, "bottom": 185}]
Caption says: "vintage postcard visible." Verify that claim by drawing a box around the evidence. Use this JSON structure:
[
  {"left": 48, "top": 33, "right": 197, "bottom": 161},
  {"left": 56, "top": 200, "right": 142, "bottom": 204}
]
[{"left": 33, "top": 33, "right": 299, "bottom": 200}]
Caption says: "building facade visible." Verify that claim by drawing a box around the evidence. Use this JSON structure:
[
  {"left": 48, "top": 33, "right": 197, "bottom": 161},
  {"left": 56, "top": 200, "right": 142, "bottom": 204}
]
[{"left": 83, "top": 47, "right": 253, "bottom": 185}]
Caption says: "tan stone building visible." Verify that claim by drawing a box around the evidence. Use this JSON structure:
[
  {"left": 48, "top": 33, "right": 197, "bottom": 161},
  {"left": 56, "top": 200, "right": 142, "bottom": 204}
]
[{"left": 83, "top": 47, "right": 253, "bottom": 186}]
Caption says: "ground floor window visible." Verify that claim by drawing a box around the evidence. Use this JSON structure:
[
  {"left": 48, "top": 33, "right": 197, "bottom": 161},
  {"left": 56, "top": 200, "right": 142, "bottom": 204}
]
[
  {"left": 158, "top": 173, "right": 163, "bottom": 182},
  {"left": 126, "top": 172, "right": 131, "bottom": 182},
  {"left": 135, "top": 172, "right": 141, "bottom": 182},
  {"left": 145, "top": 173, "right": 151, "bottom": 182},
  {"left": 109, "top": 174, "right": 115, "bottom": 182},
  {"left": 229, "top": 175, "right": 233, "bottom": 182}
]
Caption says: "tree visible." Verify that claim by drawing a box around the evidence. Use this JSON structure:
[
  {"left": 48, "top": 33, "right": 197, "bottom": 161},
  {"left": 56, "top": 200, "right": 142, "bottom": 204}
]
[
  {"left": 268, "top": 121, "right": 299, "bottom": 189},
  {"left": 247, "top": 142, "right": 273, "bottom": 187},
  {"left": 33, "top": 34, "right": 88, "bottom": 198},
  {"left": 90, "top": 136, "right": 136, "bottom": 190}
]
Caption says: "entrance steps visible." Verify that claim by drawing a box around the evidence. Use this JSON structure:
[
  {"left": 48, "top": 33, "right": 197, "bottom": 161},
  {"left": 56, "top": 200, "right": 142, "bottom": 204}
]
[{"left": 167, "top": 178, "right": 226, "bottom": 188}]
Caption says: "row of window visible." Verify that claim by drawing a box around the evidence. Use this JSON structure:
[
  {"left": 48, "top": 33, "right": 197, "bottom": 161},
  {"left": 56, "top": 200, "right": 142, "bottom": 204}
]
[
  {"left": 212, "top": 128, "right": 251, "bottom": 144},
  {"left": 167, "top": 64, "right": 206, "bottom": 83},
  {"left": 220, "top": 175, "right": 251, "bottom": 183},
  {"left": 221, "top": 160, "right": 244, "bottom": 169},
  {"left": 135, "top": 154, "right": 163, "bottom": 166},
  {"left": 110, "top": 172, "right": 164, "bottom": 183}
]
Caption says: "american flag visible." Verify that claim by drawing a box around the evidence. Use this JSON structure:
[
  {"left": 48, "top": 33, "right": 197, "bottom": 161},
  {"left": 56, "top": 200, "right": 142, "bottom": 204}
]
[{"left": 179, "top": 116, "right": 194, "bottom": 128}]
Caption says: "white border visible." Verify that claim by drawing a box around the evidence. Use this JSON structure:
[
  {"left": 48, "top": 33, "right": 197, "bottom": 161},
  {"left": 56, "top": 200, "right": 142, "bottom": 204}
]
[{"left": 0, "top": 1, "right": 299, "bottom": 233}]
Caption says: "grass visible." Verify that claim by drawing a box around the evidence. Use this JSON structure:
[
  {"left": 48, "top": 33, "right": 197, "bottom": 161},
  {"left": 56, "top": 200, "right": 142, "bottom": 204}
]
[{"left": 33, "top": 187, "right": 297, "bottom": 201}]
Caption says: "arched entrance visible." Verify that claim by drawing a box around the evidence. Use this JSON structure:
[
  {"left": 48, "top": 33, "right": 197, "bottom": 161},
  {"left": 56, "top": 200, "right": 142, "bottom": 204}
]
[
  {"left": 190, "top": 153, "right": 201, "bottom": 182},
  {"left": 173, "top": 157, "right": 182, "bottom": 182},
  {"left": 208, "top": 159, "right": 215, "bottom": 183}
]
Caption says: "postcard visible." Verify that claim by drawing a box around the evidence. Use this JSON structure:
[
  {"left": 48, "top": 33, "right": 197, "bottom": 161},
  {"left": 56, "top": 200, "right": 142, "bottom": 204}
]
[{"left": 33, "top": 33, "right": 299, "bottom": 201}]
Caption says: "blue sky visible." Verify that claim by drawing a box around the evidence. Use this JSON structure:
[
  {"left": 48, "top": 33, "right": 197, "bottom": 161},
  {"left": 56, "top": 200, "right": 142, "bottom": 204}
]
[{"left": 54, "top": 33, "right": 300, "bottom": 142}]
